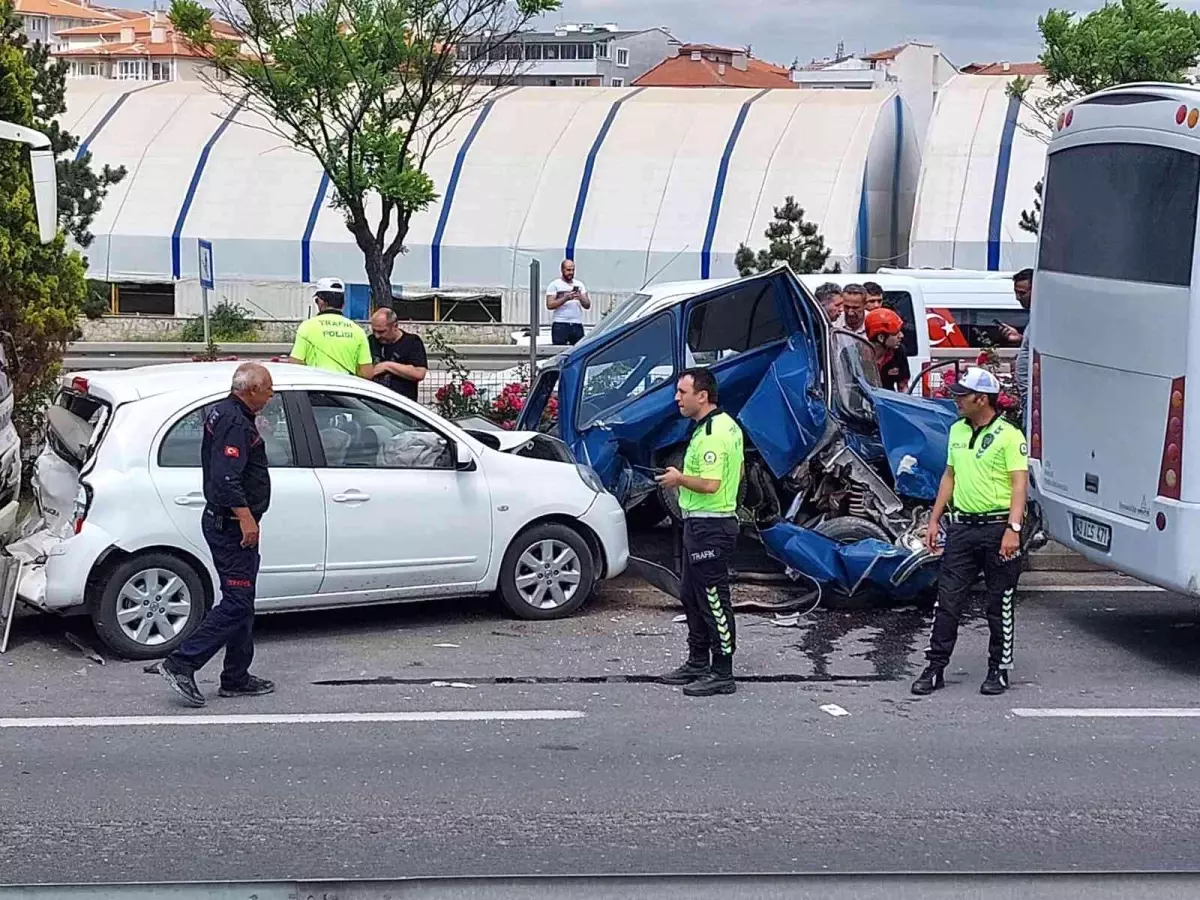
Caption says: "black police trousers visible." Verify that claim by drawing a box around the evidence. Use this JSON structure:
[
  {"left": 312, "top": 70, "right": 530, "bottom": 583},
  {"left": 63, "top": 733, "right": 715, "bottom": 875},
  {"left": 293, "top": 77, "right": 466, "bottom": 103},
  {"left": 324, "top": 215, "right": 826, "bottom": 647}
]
[
  {"left": 926, "top": 521, "right": 1021, "bottom": 671},
  {"left": 680, "top": 517, "right": 739, "bottom": 668},
  {"left": 167, "top": 511, "right": 260, "bottom": 690}
]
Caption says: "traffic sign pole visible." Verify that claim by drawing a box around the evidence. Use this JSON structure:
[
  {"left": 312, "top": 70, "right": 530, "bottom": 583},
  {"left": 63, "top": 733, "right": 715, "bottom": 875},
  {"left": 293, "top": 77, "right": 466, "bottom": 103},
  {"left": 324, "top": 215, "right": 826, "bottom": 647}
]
[{"left": 198, "top": 239, "right": 214, "bottom": 348}]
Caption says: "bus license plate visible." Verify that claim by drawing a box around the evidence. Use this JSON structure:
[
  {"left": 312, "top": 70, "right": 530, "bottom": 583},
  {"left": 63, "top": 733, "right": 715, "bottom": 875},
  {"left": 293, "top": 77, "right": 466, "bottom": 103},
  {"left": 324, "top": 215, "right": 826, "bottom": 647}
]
[{"left": 1072, "top": 515, "right": 1112, "bottom": 552}]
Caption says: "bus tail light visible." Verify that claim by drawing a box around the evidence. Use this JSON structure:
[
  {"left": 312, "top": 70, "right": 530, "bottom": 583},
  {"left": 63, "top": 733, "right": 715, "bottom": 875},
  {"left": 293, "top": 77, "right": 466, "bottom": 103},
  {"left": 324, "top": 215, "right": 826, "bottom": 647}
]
[
  {"left": 1157, "top": 377, "right": 1186, "bottom": 501},
  {"left": 1029, "top": 350, "right": 1042, "bottom": 460}
]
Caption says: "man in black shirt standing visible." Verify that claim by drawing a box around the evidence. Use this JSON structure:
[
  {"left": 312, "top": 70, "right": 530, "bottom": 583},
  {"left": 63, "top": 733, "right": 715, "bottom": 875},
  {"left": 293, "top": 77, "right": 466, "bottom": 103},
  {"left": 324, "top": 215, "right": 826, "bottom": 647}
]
[
  {"left": 369, "top": 308, "right": 428, "bottom": 402},
  {"left": 160, "top": 363, "right": 275, "bottom": 707}
]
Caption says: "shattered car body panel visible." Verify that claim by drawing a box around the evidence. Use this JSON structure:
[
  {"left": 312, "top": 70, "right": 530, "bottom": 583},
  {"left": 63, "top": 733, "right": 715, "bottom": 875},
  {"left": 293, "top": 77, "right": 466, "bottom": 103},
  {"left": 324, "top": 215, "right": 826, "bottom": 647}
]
[{"left": 518, "top": 267, "right": 957, "bottom": 599}]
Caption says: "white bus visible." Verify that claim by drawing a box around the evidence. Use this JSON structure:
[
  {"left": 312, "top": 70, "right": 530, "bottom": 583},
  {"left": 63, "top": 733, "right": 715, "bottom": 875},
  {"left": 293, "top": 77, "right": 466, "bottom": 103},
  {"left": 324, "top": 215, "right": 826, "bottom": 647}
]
[{"left": 1030, "top": 82, "right": 1200, "bottom": 594}]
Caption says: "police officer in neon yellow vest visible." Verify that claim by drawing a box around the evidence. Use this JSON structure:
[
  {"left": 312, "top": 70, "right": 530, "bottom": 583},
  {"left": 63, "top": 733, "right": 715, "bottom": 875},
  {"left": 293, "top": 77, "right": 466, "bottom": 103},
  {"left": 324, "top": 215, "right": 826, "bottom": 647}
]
[
  {"left": 913, "top": 367, "right": 1029, "bottom": 698},
  {"left": 656, "top": 367, "right": 744, "bottom": 697}
]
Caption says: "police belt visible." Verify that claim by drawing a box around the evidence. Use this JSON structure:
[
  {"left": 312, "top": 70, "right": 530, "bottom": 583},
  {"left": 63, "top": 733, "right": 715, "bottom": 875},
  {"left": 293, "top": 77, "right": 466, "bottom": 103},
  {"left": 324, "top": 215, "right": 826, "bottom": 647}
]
[
  {"left": 947, "top": 510, "right": 1010, "bottom": 526},
  {"left": 681, "top": 510, "right": 737, "bottom": 520}
]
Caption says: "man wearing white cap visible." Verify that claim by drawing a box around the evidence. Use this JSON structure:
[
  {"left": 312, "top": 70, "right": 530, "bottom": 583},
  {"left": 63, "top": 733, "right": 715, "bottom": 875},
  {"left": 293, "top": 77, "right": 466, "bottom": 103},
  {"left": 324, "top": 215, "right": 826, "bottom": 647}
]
[
  {"left": 288, "top": 277, "right": 374, "bottom": 379},
  {"left": 913, "top": 366, "right": 1029, "bottom": 698}
]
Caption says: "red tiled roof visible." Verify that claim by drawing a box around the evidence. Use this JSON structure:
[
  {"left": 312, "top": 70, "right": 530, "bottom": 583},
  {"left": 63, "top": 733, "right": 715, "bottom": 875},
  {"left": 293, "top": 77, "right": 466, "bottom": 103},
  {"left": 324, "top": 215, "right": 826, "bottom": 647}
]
[
  {"left": 962, "top": 61, "right": 1046, "bottom": 76},
  {"left": 14, "top": 0, "right": 118, "bottom": 20},
  {"left": 863, "top": 44, "right": 906, "bottom": 61},
  {"left": 58, "top": 12, "right": 238, "bottom": 37},
  {"left": 54, "top": 33, "right": 216, "bottom": 57},
  {"left": 633, "top": 53, "right": 794, "bottom": 89}
]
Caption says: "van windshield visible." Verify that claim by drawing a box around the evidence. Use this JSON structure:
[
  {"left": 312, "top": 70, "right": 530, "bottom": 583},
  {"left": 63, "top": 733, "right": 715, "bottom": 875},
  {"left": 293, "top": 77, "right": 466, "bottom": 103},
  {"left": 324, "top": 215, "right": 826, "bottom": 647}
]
[{"left": 576, "top": 291, "right": 653, "bottom": 348}]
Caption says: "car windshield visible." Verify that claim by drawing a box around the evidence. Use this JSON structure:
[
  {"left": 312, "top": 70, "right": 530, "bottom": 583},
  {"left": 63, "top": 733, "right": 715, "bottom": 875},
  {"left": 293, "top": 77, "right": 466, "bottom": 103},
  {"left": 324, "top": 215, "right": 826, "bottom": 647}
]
[
  {"left": 830, "top": 330, "right": 882, "bottom": 423},
  {"left": 576, "top": 291, "right": 653, "bottom": 348}
]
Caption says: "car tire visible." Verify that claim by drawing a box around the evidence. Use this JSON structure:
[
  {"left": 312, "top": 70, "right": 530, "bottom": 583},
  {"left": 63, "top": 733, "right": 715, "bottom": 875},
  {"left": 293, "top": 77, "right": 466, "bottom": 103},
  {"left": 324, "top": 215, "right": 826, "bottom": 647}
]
[
  {"left": 812, "top": 517, "right": 893, "bottom": 605},
  {"left": 499, "top": 523, "right": 596, "bottom": 620},
  {"left": 91, "top": 552, "right": 209, "bottom": 660},
  {"left": 814, "top": 516, "right": 893, "bottom": 544}
]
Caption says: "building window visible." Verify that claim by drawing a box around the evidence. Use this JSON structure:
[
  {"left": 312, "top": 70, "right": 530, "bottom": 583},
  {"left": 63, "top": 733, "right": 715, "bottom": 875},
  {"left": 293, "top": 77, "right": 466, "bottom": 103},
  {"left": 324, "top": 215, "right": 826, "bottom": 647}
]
[
  {"left": 596, "top": 41, "right": 609, "bottom": 59},
  {"left": 117, "top": 59, "right": 147, "bottom": 80},
  {"left": 577, "top": 42, "right": 594, "bottom": 60},
  {"left": 615, "top": 47, "right": 629, "bottom": 67},
  {"left": 523, "top": 43, "right": 542, "bottom": 60},
  {"left": 573, "top": 77, "right": 589, "bottom": 86},
  {"left": 151, "top": 60, "right": 171, "bottom": 81},
  {"left": 505, "top": 43, "right": 521, "bottom": 60},
  {"left": 543, "top": 43, "right": 559, "bottom": 59},
  {"left": 611, "top": 77, "right": 624, "bottom": 87},
  {"left": 559, "top": 43, "right": 578, "bottom": 60}
]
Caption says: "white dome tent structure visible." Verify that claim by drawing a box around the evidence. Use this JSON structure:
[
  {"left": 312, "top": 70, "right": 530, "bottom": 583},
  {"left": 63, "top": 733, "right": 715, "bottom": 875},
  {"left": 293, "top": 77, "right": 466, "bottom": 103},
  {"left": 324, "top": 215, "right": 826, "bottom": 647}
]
[
  {"left": 63, "top": 81, "right": 920, "bottom": 321},
  {"left": 909, "top": 73, "right": 1051, "bottom": 271}
]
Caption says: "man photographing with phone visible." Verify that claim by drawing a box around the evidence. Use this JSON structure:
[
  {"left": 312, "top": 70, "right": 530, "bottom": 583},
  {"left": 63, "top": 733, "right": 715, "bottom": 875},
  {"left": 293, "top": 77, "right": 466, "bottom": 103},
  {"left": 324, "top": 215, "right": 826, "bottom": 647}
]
[{"left": 545, "top": 259, "right": 590, "bottom": 346}]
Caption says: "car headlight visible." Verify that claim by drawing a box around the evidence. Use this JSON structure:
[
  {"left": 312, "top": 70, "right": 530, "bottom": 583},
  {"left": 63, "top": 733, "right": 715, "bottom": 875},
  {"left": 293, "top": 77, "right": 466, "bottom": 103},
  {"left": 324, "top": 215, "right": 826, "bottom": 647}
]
[{"left": 575, "top": 464, "right": 605, "bottom": 494}]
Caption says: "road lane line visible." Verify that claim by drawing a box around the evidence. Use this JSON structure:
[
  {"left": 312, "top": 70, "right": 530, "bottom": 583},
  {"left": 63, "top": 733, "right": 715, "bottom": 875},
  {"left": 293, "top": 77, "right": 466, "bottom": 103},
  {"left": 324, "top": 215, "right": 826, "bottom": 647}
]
[
  {"left": 1013, "top": 708, "right": 1200, "bottom": 718},
  {"left": 1022, "top": 585, "right": 1165, "bottom": 593},
  {"left": 0, "top": 710, "right": 586, "bottom": 729}
]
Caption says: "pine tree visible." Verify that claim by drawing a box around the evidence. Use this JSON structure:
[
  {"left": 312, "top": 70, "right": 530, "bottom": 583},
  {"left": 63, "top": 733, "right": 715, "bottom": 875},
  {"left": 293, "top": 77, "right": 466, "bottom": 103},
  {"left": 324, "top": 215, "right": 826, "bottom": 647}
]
[{"left": 734, "top": 196, "right": 840, "bottom": 276}]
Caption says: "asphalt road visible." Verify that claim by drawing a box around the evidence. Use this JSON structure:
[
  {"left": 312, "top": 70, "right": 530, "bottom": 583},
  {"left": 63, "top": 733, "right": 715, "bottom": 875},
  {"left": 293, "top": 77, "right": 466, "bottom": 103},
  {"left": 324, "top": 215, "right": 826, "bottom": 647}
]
[{"left": 3, "top": 569, "right": 1200, "bottom": 885}]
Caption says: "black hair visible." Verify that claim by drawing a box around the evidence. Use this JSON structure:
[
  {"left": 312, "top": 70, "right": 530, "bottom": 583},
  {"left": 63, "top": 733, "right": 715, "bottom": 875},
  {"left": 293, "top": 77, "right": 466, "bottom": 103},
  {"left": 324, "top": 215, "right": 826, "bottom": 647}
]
[
  {"left": 863, "top": 281, "right": 883, "bottom": 296},
  {"left": 814, "top": 282, "right": 842, "bottom": 303},
  {"left": 1013, "top": 268, "right": 1034, "bottom": 284},
  {"left": 317, "top": 291, "right": 345, "bottom": 309},
  {"left": 679, "top": 366, "right": 719, "bottom": 406},
  {"left": 841, "top": 283, "right": 867, "bottom": 297}
]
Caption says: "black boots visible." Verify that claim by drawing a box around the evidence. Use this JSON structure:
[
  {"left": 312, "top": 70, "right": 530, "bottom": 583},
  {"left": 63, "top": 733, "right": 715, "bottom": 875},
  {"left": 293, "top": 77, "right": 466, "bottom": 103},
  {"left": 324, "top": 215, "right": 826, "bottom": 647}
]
[
  {"left": 911, "top": 665, "right": 1010, "bottom": 696},
  {"left": 910, "top": 665, "right": 945, "bottom": 696},
  {"left": 683, "top": 654, "right": 736, "bottom": 697},
  {"left": 980, "top": 667, "right": 1009, "bottom": 696},
  {"left": 659, "top": 659, "right": 710, "bottom": 685}
]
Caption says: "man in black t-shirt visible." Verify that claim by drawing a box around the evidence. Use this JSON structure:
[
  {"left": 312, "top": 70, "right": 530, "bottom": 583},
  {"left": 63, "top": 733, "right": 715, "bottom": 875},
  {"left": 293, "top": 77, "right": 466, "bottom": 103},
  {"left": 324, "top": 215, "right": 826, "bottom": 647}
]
[{"left": 368, "top": 308, "right": 428, "bottom": 402}]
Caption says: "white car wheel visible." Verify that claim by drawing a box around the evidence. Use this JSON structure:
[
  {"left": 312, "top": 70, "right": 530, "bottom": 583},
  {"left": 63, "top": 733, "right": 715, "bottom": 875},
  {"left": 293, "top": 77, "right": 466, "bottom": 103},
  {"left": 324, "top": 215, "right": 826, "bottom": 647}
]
[
  {"left": 499, "top": 523, "right": 595, "bottom": 620},
  {"left": 91, "top": 553, "right": 208, "bottom": 660}
]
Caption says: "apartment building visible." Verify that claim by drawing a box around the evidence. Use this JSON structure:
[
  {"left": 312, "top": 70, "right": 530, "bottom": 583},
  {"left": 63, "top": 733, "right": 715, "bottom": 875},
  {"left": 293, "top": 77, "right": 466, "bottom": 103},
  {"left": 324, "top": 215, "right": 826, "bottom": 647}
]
[
  {"left": 455, "top": 22, "right": 678, "bottom": 87},
  {"left": 55, "top": 9, "right": 239, "bottom": 81}
]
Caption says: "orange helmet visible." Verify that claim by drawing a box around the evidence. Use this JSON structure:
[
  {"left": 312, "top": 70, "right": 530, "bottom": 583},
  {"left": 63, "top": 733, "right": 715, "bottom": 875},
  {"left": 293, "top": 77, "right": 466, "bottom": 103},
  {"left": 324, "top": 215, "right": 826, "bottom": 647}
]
[{"left": 865, "top": 307, "right": 903, "bottom": 341}]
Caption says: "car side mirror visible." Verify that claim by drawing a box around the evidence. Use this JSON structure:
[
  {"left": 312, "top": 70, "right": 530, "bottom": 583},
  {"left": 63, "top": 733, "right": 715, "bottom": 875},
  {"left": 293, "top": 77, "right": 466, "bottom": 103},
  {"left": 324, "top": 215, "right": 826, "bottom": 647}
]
[{"left": 453, "top": 441, "right": 476, "bottom": 472}]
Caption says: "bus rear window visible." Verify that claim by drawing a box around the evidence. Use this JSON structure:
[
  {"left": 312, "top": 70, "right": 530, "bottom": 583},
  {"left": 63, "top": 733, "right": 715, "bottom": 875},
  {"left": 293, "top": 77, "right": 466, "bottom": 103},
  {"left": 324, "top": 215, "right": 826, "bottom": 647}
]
[{"left": 1040, "top": 143, "right": 1200, "bottom": 287}]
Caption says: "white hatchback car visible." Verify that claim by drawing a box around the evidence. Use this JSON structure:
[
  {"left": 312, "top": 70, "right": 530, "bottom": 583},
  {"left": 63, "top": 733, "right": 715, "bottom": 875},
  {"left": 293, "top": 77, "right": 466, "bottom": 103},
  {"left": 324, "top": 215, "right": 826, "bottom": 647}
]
[{"left": 9, "top": 362, "right": 628, "bottom": 659}]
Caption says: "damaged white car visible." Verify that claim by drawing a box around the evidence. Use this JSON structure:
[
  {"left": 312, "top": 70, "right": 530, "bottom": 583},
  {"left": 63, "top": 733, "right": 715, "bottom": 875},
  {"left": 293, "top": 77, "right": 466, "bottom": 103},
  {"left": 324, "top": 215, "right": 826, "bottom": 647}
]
[{"left": 9, "top": 363, "right": 628, "bottom": 659}]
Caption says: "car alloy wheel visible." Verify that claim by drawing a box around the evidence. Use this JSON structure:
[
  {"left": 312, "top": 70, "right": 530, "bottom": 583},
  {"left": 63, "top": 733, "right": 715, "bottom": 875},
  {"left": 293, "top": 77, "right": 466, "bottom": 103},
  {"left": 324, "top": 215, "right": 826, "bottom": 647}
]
[
  {"left": 514, "top": 538, "right": 581, "bottom": 610},
  {"left": 114, "top": 566, "right": 194, "bottom": 646}
]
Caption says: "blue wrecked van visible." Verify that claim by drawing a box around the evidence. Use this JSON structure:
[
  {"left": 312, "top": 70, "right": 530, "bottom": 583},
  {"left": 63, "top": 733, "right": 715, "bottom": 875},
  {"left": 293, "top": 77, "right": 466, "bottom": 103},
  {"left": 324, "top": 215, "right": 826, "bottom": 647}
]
[{"left": 517, "top": 267, "right": 1005, "bottom": 600}]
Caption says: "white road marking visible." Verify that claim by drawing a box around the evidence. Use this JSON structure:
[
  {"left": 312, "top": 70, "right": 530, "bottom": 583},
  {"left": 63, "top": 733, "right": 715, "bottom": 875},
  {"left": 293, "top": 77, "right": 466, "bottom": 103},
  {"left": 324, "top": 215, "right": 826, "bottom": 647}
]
[
  {"left": 1013, "top": 708, "right": 1200, "bottom": 718},
  {"left": 820, "top": 704, "right": 850, "bottom": 717},
  {"left": 1022, "top": 584, "right": 1165, "bottom": 593},
  {"left": 0, "top": 710, "right": 586, "bottom": 729}
]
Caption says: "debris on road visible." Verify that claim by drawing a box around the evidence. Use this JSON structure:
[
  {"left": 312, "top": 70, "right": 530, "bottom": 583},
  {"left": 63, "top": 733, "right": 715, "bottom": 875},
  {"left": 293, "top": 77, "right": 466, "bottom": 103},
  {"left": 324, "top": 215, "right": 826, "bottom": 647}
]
[
  {"left": 431, "top": 680, "right": 475, "bottom": 689},
  {"left": 432, "top": 643, "right": 461, "bottom": 648},
  {"left": 65, "top": 633, "right": 105, "bottom": 665},
  {"left": 820, "top": 704, "right": 850, "bottom": 717}
]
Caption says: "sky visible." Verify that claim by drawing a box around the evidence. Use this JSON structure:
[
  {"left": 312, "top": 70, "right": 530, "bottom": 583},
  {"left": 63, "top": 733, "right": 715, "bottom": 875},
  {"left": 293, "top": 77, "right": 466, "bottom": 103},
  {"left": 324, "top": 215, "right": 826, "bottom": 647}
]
[{"left": 539, "top": 0, "right": 1200, "bottom": 69}]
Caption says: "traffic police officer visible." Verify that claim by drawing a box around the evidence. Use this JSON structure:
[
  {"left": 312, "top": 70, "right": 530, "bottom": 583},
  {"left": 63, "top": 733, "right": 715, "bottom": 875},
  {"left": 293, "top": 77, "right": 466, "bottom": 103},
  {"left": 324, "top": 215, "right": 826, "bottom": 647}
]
[
  {"left": 913, "top": 366, "right": 1029, "bottom": 697},
  {"left": 161, "top": 363, "right": 276, "bottom": 707},
  {"left": 656, "top": 367, "right": 744, "bottom": 697},
  {"left": 288, "top": 277, "right": 375, "bottom": 379}
]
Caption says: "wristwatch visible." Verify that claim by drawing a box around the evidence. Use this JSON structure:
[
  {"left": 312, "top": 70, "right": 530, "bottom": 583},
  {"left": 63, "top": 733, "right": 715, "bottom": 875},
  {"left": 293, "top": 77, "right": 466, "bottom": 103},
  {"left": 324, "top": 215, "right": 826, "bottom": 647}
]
[{"left": 1008, "top": 521, "right": 1022, "bottom": 534}]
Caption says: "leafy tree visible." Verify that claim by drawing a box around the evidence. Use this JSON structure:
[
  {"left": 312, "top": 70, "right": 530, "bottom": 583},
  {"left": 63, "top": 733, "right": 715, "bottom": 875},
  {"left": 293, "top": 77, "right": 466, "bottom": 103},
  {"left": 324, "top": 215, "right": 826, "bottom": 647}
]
[
  {"left": 171, "top": 0, "right": 560, "bottom": 306},
  {"left": 1012, "top": 0, "right": 1200, "bottom": 233},
  {"left": 0, "top": 1, "right": 87, "bottom": 441},
  {"left": 734, "top": 196, "right": 840, "bottom": 276}
]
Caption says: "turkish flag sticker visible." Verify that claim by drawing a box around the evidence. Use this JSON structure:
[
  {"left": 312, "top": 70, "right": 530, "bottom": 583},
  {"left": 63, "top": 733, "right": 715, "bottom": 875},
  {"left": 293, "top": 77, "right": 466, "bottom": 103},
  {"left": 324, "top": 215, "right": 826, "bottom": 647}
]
[{"left": 224, "top": 445, "right": 240, "bottom": 458}]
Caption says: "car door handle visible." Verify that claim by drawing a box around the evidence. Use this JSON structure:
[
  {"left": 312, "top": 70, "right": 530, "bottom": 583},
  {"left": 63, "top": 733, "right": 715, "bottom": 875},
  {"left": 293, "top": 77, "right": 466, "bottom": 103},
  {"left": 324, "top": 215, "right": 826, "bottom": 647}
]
[
  {"left": 332, "top": 491, "right": 371, "bottom": 503},
  {"left": 173, "top": 493, "right": 206, "bottom": 507}
]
